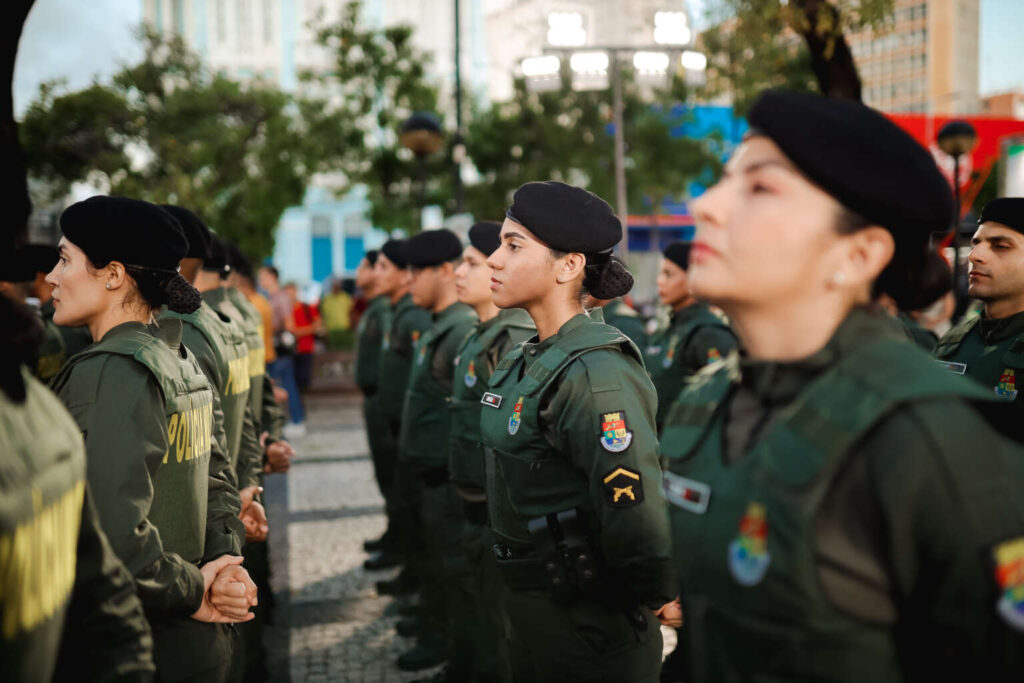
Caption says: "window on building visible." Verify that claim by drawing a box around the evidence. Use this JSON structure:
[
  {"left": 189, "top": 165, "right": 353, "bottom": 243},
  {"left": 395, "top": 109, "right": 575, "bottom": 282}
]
[{"left": 311, "top": 215, "right": 332, "bottom": 237}]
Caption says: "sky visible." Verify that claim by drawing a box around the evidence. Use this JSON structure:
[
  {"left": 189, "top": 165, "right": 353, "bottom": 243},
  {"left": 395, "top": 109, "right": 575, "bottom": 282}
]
[{"left": 12, "top": 0, "right": 1024, "bottom": 116}]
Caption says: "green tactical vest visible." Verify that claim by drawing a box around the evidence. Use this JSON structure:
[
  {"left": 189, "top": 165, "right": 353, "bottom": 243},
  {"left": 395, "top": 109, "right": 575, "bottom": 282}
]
[
  {"left": 0, "top": 367, "right": 86, "bottom": 682},
  {"left": 645, "top": 303, "right": 729, "bottom": 427},
  {"left": 378, "top": 294, "right": 430, "bottom": 422},
  {"left": 355, "top": 296, "right": 392, "bottom": 392},
  {"left": 661, "top": 338, "right": 1001, "bottom": 682},
  {"left": 164, "top": 300, "right": 251, "bottom": 470},
  {"left": 449, "top": 308, "right": 534, "bottom": 490},
  {"left": 33, "top": 317, "right": 67, "bottom": 382},
  {"left": 480, "top": 319, "right": 642, "bottom": 548},
  {"left": 398, "top": 302, "right": 477, "bottom": 469},
  {"left": 52, "top": 322, "right": 216, "bottom": 565},
  {"left": 224, "top": 287, "right": 267, "bottom": 424},
  {"left": 935, "top": 315, "right": 1024, "bottom": 402}
]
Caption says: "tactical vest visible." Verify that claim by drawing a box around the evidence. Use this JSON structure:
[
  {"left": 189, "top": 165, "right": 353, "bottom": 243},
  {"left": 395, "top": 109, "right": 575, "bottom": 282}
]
[
  {"left": 377, "top": 295, "right": 425, "bottom": 421},
  {"left": 34, "top": 318, "right": 67, "bottom": 382},
  {"left": 449, "top": 309, "right": 534, "bottom": 490},
  {"left": 398, "top": 303, "right": 477, "bottom": 469},
  {"left": 164, "top": 301, "right": 251, "bottom": 469},
  {"left": 224, "top": 287, "right": 268, "bottom": 423},
  {"left": 646, "top": 304, "right": 728, "bottom": 426},
  {"left": 0, "top": 368, "right": 85, "bottom": 681},
  {"left": 935, "top": 316, "right": 1024, "bottom": 401},
  {"left": 52, "top": 323, "right": 216, "bottom": 565},
  {"left": 933, "top": 316, "right": 978, "bottom": 360},
  {"left": 480, "top": 320, "right": 642, "bottom": 547},
  {"left": 355, "top": 296, "right": 392, "bottom": 392},
  {"left": 660, "top": 338, "right": 1000, "bottom": 682}
]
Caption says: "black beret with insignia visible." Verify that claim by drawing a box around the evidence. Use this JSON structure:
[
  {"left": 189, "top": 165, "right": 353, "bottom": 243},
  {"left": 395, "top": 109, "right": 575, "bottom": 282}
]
[
  {"left": 663, "top": 241, "right": 692, "bottom": 271},
  {"left": 380, "top": 239, "right": 408, "bottom": 269},
  {"left": 60, "top": 196, "right": 188, "bottom": 271},
  {"left": 748, "top": 91, "right": 953, "bottom": 241},
  {"left": 468, "top": 221, "right": 502, "bottom": 256},
  {"left": 506, "top": 181, "right": 622, "bottom": 254},
  {"left": 365, "top": 249, "right": 379, "bottom": 267},
  {"left": 160, "top": 205, "right": 210, "bottom": 261},
  {"left": 402, "top": 229, "right": 463, "bottom": 268},
  {"left": 979, "top": 198, "right": 1024, "bottom": 234}
]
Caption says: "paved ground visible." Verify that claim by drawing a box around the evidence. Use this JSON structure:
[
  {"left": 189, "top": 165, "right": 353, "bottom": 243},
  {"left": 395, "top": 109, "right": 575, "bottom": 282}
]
[{"left": 263, "top": 392, "right": 674, "bottom": 683}]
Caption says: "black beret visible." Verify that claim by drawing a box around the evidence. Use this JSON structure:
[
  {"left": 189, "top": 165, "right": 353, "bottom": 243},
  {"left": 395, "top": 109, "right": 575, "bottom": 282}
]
[
  {"left": 979, "top": 198, "right": 1024, "bottom": 233},
  {"left": 663, "top": 241, "right": 692, "bottom": 270},
  {"left": 468, "top": 221, "right": 502, "bottom": 256},
  {"left": 0, "top": 247, "right": 37, "bottom": 282},
  {"left": 380, "top": 239, "right": 408, "bottom": 269},
  {"left": 21, "top": 244, "right": 59, "bottom": 274},
  {"left": 60, "top": 196, "right": 187, "bottom": 272},
  {"left": 224, "top": 241, "right": 254, "bottom": 281},
  {"left": 160, "top": 205, "right": 210, "bottom": 260},
  {"left": 365, "top": 250, "right": 379, "bottom": 266},
  {"left": 203, "top": 234, "right": 230, "bottom": 275},
  {"left": 402, "top": 229, "right": 463, "bottom": 267},
  {"left": 748, "top": 91, "right": 953, "bottom": 241},
  {"left": 507, "top": 181, "right": 622, "bottom": 253}
]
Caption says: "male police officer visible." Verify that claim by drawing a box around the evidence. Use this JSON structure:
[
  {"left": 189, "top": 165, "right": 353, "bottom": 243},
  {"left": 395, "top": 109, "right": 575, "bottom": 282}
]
[{"left": 936, "top": 198, "right": 1024, "bottom": 402}]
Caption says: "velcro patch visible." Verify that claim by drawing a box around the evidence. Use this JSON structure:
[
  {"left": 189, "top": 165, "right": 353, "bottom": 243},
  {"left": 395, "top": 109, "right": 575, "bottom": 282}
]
[
  {"left": 602, "top": 466, "right": 644, "bottom": 508},
  {"left": 481, "top": 392, "right": 503, "bottom": 409}
]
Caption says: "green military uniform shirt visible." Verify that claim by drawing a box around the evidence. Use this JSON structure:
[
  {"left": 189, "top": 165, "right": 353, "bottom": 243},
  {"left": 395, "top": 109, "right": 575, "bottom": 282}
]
[
  {"left": 32, "top": 314, "right": 67, "bottom": 382},
  {"left": 645, "top": 301, "right": 737, "bottom": 428},
  {"left": 449, "top": 307, "right": 535, "bottom": 495},
  {"left": 355, "top": 295, "right": 392, "bottom": 394},
  {"left": 1, "top": 366, "right": 154, "bottom": 683},
  {"left": 935, "top": 309, "right": 1024, "bottom": 403},
  {"left": 897, "top": 311, "right": 938, "bottom": 351},
  {"left": 601, "top": 298, "right": 646, "bottom": 349},
  {"left": 662, "top": 308, "right": 1024, "bottom": 681},
  {"left": 377, "top": 294, "right": 433, "bottom": 427}
]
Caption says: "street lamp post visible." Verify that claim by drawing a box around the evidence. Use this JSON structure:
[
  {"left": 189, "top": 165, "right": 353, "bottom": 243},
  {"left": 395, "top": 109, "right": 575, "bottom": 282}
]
[{"left": 937, "top": 120, "right": 978, "bottom": 323}]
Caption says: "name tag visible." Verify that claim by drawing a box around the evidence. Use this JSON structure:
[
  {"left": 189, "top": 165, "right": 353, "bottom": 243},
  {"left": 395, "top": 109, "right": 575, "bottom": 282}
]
[
  {"left": 481, "top": 392, "right": 503, "bottom": 409},
  {"left": 663, "top": 471, "right": 711, "bottom": 514},
  {"left": 936, "top": 360, "right": 967, "bottom": 375}
]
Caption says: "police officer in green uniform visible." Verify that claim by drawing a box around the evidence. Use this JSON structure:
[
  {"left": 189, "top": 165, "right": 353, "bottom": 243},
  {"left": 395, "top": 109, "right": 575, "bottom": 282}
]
[
  {"left": 645, "top": 241, "right": 737, "bottom": 430},
  {"left": 936, "top": 198, "right": 1024, "bottom": 400},
  {"left": 481, "top": 182, "right": 674, "bottom": 683},
  {"left": 447, "top": 221, "right": 535, "bottom": 682},
  {"left": 372, "top": 239, "right": 432, "bottom": 588},
  {"left": 0, "top": 245, "right": 68, "bottom": 381},
  {"left": 393, "top": 230, "right": 478, "bottom": 676},
  {"left": 0, "top": 294, "right": 155, "bottom": 682},
  {"left": 45, "top": 197, "right": 257, "bottom": 683},
  {"left": 660, "top": 91, "right": 1024, "bottom": 681},
  {"left": 354, "top": 250, "right": 400, "bottom": 555}
]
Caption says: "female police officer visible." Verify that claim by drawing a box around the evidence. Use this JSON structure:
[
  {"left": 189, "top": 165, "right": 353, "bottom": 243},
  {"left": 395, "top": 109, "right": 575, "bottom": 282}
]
[
  {"left": 47, "top": 196, "right": 256, "bottom": 682},
  {"left": 482, "top": 181, "right": 674, "bottom": 682},
  {"left": 660, "top": 91, "right": 1024, "bottom": 681}
]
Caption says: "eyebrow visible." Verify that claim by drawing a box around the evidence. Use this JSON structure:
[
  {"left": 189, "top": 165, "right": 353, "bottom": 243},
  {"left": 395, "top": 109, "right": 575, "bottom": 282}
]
[
  {"left": 502, "top": 231, "right": 527, "bottom": 242},
  {"left": 724, "top": 159, "right": 793, "bottom": 177}
]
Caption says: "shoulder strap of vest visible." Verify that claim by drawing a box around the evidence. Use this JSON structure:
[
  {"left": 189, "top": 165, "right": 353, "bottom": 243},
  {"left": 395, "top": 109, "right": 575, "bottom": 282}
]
[
  {"left": 676, "top": 307, "right": 729, "bottom": 349},
  {"left": 422, "top": 307, "right": 476, "bottom": 348},
  {"left": 934, "top": 316, "right": 979, "bottom": 358},
  {"left": 519, "top": 322, "right": 639, "bottom": 398},
  {"left": 489, "top": 344, "right": 526, "bottom": 386}
]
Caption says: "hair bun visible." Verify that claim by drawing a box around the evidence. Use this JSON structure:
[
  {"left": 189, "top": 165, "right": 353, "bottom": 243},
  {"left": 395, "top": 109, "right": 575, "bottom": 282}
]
[
  {"left": 585, "top": 258, "right": 634, "bottom": 299},
  {"left": 165, "top": 273, "right": 202, "bottom": 314}
]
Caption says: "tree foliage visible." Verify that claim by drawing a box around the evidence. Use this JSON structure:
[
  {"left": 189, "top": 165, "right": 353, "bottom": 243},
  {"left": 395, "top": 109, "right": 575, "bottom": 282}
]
[{"left": 20, "top": 28, "right": 339, "bottom": 258}]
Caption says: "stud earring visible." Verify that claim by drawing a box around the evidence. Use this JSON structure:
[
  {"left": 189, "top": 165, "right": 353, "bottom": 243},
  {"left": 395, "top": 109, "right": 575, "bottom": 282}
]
[
  {"left": 831, "top": 271, "right": 846, "bottom": 286},
  {"left": 105, "top": 283, "right": 112, "bottom": 290}
]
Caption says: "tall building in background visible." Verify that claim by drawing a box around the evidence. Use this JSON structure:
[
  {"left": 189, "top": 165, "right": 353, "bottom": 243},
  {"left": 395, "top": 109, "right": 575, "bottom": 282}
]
[{"left": 847, "top": 0, "right": 980, "bottom": 115}]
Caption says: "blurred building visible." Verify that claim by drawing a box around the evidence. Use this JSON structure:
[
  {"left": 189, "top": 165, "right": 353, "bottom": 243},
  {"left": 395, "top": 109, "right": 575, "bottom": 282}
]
[
  {"left": 847, "top": 0, "right": 980, "bottom": 115},
  {"left": 983, "top": 91, "right": 1024, "bottom": 120}
]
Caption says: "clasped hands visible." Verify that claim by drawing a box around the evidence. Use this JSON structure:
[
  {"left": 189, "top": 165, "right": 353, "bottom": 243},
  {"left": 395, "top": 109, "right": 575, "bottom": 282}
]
[
  {"left": 190, "top": 554, "right": 258, "bottom": 623},
  {"left": 655, "top": 597, "right": 683, "bottom": 628},
  {"left": 239, "top": 485, "right": 269, "bottom": 542}
]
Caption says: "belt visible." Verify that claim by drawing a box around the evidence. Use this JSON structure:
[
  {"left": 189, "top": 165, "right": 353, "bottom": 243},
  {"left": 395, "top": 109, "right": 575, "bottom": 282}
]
[{"left": 492, "top": 546, "right": 548, "bottom": 591}]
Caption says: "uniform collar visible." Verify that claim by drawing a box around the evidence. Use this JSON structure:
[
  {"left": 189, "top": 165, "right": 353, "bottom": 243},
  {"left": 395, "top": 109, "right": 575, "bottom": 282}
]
[
  {"left": 671, "top": 301, "right": 710, "bottom": 327},
  {"left": 978, "top": 309, "right": 1024, "bottom": 345},
  {"left": 522, "top": 312, "right": 591, "bottom": 363},
  {"left": 433, "top": 301, "right": 471, "bottom": 323},
  {"left": 737, "top": 307, "right": 900, "bottom": 407}
]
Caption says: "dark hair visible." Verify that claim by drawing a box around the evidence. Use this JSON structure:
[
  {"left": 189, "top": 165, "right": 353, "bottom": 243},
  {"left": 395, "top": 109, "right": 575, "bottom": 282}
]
[
  {"left": 833, "top": 206, "right": 935, "bottom": 311},
  {"left": 86, "top": 257, "right": 200, "bottom": 314},
  {"left": 262, "top": 265, "right": 280, "bottom": 281},
  {"left": 0, "top": 297, "right": 45, "bottom": 401},
  {"left": 549, "top": 249, "right": 634, "bottom": 300}
]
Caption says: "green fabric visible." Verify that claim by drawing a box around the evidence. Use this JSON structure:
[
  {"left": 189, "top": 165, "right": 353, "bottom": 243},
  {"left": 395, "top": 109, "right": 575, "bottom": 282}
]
[
  {"left": 1, "top": 367, "right": 154, "bottom": 683},
  {"left": 224, "top": 287, "right": 268, "bottom": 423},
  {"left": 355, "top": 295, "right": 392, "bottom": 392},
  {"left": 33, "top": 316, "right": 67, "bottom": 382},
  {"left": 398, "top": 302, "right": 477, "bottom": 469},
  {"left": 481, "top": 313, "right": 673, "bottom": 606},
  {"left": 377, "top": 294, "right": 432, "bottom": 423},
  {"left": 602, "top": 298, "right": 647, "bottom": 349},
  {"left": 897, "top": 311, "right": 938, "bottom": 351},
  {"left": 935, "top": 310, "right": 1024, "bottom": 403},
  {"left": 644, "top": 302, "right": 737, "bottom": 428},
  {"left": 449, "top": 307, "right": 534, "bottom": 491},
  {"left": 663, "top": 309, "right": 1024, "bottom": 681}
]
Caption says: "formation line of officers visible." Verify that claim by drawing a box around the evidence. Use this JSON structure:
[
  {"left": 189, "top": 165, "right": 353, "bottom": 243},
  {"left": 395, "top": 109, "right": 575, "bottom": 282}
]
[
  {"left": 2, "top": 199, "right": 295, "bottom": 681},
  {"left": 353, "top": 90, "right": 1024, "bottom": 683}
]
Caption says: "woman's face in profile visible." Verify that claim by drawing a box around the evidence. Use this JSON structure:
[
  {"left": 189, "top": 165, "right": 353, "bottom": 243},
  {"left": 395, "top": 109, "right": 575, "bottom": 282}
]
[{"left": 46, "top": 238, "right": 110, "bottom": 328}]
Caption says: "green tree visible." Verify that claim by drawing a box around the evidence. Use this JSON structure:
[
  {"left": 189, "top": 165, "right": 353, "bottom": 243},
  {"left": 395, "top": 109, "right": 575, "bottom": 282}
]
[{"left": 20, "top": 28, "right": 340, "bottom": 259}]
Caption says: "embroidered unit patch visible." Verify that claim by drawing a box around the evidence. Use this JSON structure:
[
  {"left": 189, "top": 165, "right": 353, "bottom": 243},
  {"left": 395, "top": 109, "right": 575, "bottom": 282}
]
[
  {"left": 508, "top": 396, "right": 524, "bottom": 435},
  {"left": 728, "top": 502, "right": 771, "bottom": 587},
  {"left": 995, "top": 537, "right": 1024, "bottom": 631},
  {"left": 996, "top": 368, "right": 1019, "bottom": 400},
  {"left": 602, "top": 466, "right": 644, "bottom": 508},
  {"left": 599, "top": 411, "right": 633, "bottom": 453},
  {"left": 464, "top": 359, "right": 477, "bottom": 387}
]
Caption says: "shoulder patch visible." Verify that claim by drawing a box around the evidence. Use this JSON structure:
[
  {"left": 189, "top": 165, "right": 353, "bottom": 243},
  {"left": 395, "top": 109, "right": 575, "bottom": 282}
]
[
  {"left": 994, "top": 537, "right": 1024, "bottom": 631},
  {"left": 602, "top": 466, "right": 644, "bottom": 508},
  {"left": 599, "top": 410, "right": 633, "bottom": 453}
]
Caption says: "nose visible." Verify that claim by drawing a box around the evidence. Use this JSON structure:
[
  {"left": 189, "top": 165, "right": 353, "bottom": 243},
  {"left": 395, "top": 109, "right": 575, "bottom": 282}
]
[
  {"left": 45, "top": 264, "right": 59, "bottom": 288},
  {"left": 486, "top": 246, "right": 504, "bottom": 271},
  {"left": 968, "top": 245, "right": 983, "bottom": 265},
  {"left": 690, "top": 182, "right": 725, "bottom": 234}
]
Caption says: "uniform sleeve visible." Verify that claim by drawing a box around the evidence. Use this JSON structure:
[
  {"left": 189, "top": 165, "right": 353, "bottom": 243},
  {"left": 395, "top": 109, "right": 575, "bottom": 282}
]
[
  {"left": 864, "top": 400, "right": 1024, "bottom": 676},
  {"left": 202, "top": 413, "right": 245, "bottom": 562},
  {"left": 235, "top": 401, "right": 264, "bottom": 491},
  {"left": 682, "top": 325, "right": 737, "bottom": 376},
  {"left": 183, "top": 330, "right": 232, "bottom": 473},
  {"left": 260, "top": 372, "right": 286, "bottom": 440},
  {"left": 66, "top": 357, "right": 206, "bottom": 617},
  {"left": 54, "top": 484, "right": 156, "bottom": 682},
  {"left": 541, "top": 350, "right": 675, "bottom": 607}
]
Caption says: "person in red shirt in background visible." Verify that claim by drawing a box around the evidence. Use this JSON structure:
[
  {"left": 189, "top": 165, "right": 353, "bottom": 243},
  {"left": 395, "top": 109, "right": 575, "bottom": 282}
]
[{"left": 284, "top": 283, "right": 323, "bottom": 395}]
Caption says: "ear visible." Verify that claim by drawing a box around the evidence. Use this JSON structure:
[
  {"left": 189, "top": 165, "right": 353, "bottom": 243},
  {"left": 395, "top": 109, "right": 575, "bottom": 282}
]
[
  {"left": 835, "top": 226, "right": 895, "bottom": 292},
  {"left": 556, "top": 252, "right": 586, "bottom": 285},
  {"left": 105, "top": 261, "right": 129, "bottom": 292}
]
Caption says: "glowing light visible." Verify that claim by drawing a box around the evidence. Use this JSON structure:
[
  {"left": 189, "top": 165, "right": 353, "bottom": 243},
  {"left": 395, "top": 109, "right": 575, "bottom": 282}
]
[
  {"left": 681, "top": 50, "right": 708, "bottom": 71},
  {"left": 633, "top": 51, "right": 670, "bottom": 73},
  {"left": 548, "top": 12, "right": 587, "bottom": 47},
  {"left": 654, "top": 11, "right": 691, "bottom": 45},
  {"left": 521, "top": 55, "right": 561, "bottom": 77},
  {"left": 570, "top": 51, "right": 609, "bottom": 74}
]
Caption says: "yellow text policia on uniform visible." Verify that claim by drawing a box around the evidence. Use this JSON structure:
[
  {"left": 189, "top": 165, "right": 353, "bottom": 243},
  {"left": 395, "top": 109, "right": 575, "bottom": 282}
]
[
  {"left": 164, "top": 401, "right": 215, "bottom": 464},
  {"left": 0, "top": 481, "right": 85, "bottom": 638},
  {"left": 224, "top": 356, "right": 251, "bottom": 397}
]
